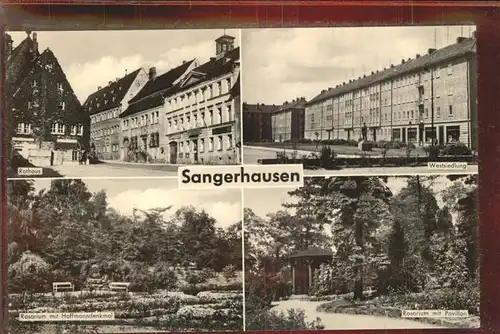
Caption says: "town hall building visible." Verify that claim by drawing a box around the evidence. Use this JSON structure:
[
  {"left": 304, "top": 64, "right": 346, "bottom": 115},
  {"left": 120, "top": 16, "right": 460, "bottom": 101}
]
[{"left": 6, "top": 31, "right": 87, "bottom": 167}]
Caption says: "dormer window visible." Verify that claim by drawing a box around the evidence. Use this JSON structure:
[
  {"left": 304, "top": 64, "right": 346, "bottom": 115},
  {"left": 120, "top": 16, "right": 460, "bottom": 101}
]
[
  {"left": 57, "top": 82, "right": 63, "bottom": 91},
  {"left": 32, "top": 80, "right": 38, "bottom": 87},
  {"left": 58, "top": 102, "right": 65, "bottom": 110}
]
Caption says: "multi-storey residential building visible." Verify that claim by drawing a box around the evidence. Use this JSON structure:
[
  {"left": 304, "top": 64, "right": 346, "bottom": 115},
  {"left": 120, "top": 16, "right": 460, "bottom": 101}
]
[
  {"left": 242, "top": 103, "right": 275, "bottom": 143},
  {"left": 6, "top": 32, "right": 87, "bottom": 166},
  {"left": 119, "top": 61, "right": 197, "bottom": 162},
  {"left": 163, "top": 35, "right": 241, "bottom": 165},
  {"left": 271, "top": 97, "right": 307, "bottom": 142},
  {"left": 84, "top": 68, "right": 148, "bottom": 161},
  {"left": 305, "top": 34, "right": 477, "bottom": 148}
]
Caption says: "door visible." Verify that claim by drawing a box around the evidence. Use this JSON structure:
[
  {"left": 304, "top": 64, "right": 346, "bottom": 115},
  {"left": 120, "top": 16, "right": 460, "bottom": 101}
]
[
  {"left": 169, "top": 142, "right": 177, "bottom": 164},
  {"left": 372, "top": 128, "right": 377, "bottom": 142},
  {"left": 193, "top": 140, "right": 198, "bottom": 163},
  {"left": 439, "top": 126, "right": 445, "bottom": 145}
]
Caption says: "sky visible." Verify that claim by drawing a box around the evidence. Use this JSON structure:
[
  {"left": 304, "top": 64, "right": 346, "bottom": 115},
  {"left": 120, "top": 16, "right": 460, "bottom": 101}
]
[
  {"left": 30, "top": 178, "right": 242, "bottom": 228},
  {"left": 242, "top": 25, "right": 476, "bottom": 105},
  {"left": 244, "top": 175, "right": 456, "bottom": 219},
  {"left": 8, "top": 29, "right": 240, "bottom": 104}
]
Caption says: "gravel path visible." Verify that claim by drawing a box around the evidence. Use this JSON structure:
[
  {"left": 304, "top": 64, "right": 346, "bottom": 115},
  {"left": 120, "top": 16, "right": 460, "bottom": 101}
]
[{"left": 271, "top": 300, "right": 445, "bottom": 330}]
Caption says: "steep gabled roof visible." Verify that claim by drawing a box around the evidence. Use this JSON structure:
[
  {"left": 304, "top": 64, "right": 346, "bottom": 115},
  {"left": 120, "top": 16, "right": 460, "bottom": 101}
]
[
  {"left": 6, "top": 35, "right": 39, "bottom": 96},
  {"left": 120, "top": 60, "right": 195, "bottom": 118},
  {"left": 83, "top": 68, "right": 142, "bottom": 115},
  {"left": 128, "top": 60, "right": 196, "bottom": 104},
  {"left": 120, "top": 47, "right": 240, "bottom": 118},
  {"left": 307, "top": 37, "right": 476, "bottom": 106}
]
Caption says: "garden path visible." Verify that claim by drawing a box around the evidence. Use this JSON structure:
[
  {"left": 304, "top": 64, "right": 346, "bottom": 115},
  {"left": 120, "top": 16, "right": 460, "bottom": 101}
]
[{"left": 271, "top": 300, "right": 446, "bottom": 330}]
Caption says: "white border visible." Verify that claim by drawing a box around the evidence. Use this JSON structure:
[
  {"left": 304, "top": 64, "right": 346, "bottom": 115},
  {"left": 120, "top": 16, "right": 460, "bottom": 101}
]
[
  {"left": 239, "top": 27, "right": 245, "bottom": 166},
  {"left": 240, "top": 185, "right": 246, "bottom": 331}
]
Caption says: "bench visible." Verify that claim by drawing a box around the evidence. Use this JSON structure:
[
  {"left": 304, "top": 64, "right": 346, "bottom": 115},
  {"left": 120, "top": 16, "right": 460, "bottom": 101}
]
[
  {"left": 109, "top": 282, "right": 131, "bottom": 293},
  {"left": 53, "top": 282, "right": 74, "bottom": 293}
]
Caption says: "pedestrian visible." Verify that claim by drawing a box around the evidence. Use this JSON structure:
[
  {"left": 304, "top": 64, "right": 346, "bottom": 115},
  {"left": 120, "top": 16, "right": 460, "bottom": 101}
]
[{"left": 361, "top": 123, "right": 368, "bottom": 141}]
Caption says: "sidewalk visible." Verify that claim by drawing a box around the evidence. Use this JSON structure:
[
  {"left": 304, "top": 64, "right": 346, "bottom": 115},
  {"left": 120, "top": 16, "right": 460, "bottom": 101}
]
[{"left": 100, "top": 159, "right": 185, "bottom": 167}]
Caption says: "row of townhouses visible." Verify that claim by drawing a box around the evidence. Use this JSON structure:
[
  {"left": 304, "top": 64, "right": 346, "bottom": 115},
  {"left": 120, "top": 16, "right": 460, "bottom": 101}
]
[
  {"left": 6, "top": 32, "right": 241, "bottom": 166},
  {"left": 86, "top": 34, "right": 241, "bottom": 165},
  {"left": 244, "top": 33, "right": 477, "bottom": 149},
  {"left": 306, "top": 34, "right": 477, "bottom": 148}
]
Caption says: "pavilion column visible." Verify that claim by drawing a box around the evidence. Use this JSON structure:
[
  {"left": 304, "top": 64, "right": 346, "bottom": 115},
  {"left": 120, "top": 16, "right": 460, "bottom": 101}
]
[
  {"left": 308, "top": 260, "right": 313, "bottom": 289},
  {"left": 291, "top": 266, "right": 296, "bottom": 294}
]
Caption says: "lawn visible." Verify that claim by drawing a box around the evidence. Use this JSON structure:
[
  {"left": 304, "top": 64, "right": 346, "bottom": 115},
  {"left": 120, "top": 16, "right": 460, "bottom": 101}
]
[{"left": 246, "top": 141, "right": 427, "bottom": 157}]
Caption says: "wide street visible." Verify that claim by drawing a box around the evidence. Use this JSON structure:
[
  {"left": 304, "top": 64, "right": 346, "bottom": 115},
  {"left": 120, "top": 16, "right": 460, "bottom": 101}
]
[
  {"left": 243, "top": 146, "right": 478, "bottom": 175},
  {"left": 48, "top": 161, "right": 179, "bottom": 177},
  {"left": 271, "top": 300, "right": 444, "bottom": 330}
]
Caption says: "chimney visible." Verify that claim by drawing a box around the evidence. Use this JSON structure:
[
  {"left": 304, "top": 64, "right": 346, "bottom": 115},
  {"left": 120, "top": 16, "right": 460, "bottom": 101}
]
[
  {"left": 328, "top": 87, "right": 332, "bottom": 90},
  {"left": 416, "top": 53, "right": 421, "bottom": 58},
  {"left": 148, "top": 67, "right": 157, "bottom": 80},
  {"left": 97, "top": 86, "right": 102, "bottom": 90},
  {"left": 428, "top": 48, "right": 436, "bottom": 54},
  {"left": 456, "top": 36, "right": 467, "bottom": 43},
  {"left": 108, "top": 81, "right": 113, "bottom": 85},
  {"left": 401, "top": 59, "right": 405, "bottom": 64},
  {"left": 183, "top": 60, "right": 186, "bottom": 64},
  {"left": 371, "top": 71, "right": 374, "bottom": 75},
  {"left": 408, "top": 58, "right": 411, "bottom": 62},
  {"left": 349, "top": 79, "right": 352, "bottom": 83},
  {"left": 32, "top": 32, "right": 38, "bottom": 52},
  {"left": 391, "top": 64, "right": 394, "bottom": 68},
  {"left": 363, "top": 74, "right": 366, "bottom": 78}
]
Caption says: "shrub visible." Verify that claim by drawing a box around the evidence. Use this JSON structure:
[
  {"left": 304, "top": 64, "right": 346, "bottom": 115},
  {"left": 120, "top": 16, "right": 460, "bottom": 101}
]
[
  {"left": 347, "top": 139, "right": 359, "bottom": 146},
  {"left": 222, "top": 264, "right": 237, "bottom": 281},
  {"left": 185, "top": 270, "right": 207, "bottom": 285},
  {"left": 180, "top": 282, "right": 242, "bottom": 296},
  {"left": 319, "top": 145, "right": 335, "bottom": 168},
  {"left": 8, "top": 251, "right": 51, "bottom": 293},
  {"left": 246, "top": 307, "right": 324, "bottom": 331},
  {"left": 152, "top": 262, "right": 178, "bottom": 290},
  {"left": 440, "top": 142, "right": 472, "bottom": 156}
]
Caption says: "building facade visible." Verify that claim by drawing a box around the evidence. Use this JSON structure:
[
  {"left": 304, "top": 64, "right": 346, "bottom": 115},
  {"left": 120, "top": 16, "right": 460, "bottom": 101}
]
[
  {"left": 163, "top": 35, "right": 241, "bottom": 165},
  {"left": 305, "top": 34, "right": 477, "bottom": 148},
  {"left": 85, "top": 68, "right": 148, "bottom": 161},
  {"left": 119, "top": 61, "right": 197, "bottom": 162},
  {"left": 271, "top": 97, "right": 306, "bottom": 142},
  {"left": 242, "top": 103, "right": 274, "bottom": 143},
  {"left": 6, "top": 32, "right": 87, "bottom": 167}
]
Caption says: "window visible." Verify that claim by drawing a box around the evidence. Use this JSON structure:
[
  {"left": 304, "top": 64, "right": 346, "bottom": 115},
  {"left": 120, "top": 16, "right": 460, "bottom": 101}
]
[
  {"left": 32, "top": 80, "right": 38, "bottom": 87},
  {"left": 437, "top": 106, "right": 441, "bottom": 116},
  {"left": 449, "top": 105, "right": 453, "bottom": 115},
  {"left": 447, "top": 63, "right": 453, "bottom": 75},
  {"left": 217, "top": 136, "right": 223, "bottom": 151},
  {"left": 227, "top": 134, "right": 233, "bottom": 149},
  {"left": 435, "top": 67, "right": 440, "bottom": 78},
  {"left": 199, "top": 139, "right": 205, "bottom": 153},
  {"left": 71, "top": 125, "right": 77, "bottom": 135},
  {"left": 209, "top": 138, "right": 214, "bottom": 151},
  {"left": 448, "top": 85, "right": 454, "bottom": 96}
]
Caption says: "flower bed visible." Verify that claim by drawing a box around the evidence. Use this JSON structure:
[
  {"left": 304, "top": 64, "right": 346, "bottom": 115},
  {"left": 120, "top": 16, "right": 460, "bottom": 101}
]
[{"left": 9, "top": 290, "right": 244, "bottom": 331}]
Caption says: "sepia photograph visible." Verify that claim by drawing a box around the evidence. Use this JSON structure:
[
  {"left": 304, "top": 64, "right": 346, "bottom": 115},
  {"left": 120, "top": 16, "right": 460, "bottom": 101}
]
[
  {"left": 242, "top": 26, "right": 478, "bottom": 175},
  {"left": 7, "top": 178, "right": 243, "bottom": 333},
  {"left": 6, "top": 29, "right": 241, "bottom": 179},
  {"left": 243, "top": 174, "right": 479, "bottom": 330}
]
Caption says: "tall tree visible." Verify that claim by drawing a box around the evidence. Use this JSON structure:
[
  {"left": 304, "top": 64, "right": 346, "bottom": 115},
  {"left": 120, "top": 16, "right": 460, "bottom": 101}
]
[{"left": 314, "top": 177, "right": 393, "bottom": 299}]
